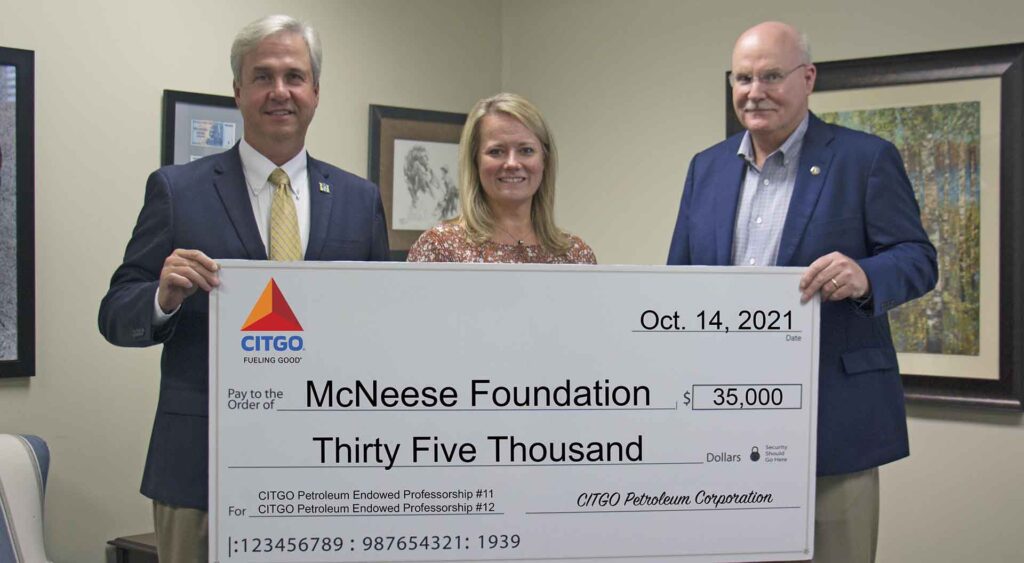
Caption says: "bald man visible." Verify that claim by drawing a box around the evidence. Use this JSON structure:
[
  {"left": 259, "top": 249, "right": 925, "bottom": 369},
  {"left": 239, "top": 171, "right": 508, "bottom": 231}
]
[{"left": 668, "top": 22, "right": 936, "bottom": 562}]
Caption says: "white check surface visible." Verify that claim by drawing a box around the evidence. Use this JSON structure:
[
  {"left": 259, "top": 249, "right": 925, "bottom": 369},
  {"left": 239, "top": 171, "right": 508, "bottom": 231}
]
[{"left": 209, "top": 261, "right": 819, "bottom": 562}]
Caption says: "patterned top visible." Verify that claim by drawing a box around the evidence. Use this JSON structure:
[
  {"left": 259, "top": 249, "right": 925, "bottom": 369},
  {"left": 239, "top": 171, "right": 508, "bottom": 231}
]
[{"left": 407, "top": 222, "right": 597, "bottom": 264}]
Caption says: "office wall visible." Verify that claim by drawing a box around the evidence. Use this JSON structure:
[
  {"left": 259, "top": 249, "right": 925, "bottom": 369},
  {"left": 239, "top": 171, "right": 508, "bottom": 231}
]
[
  {"left": 500, "top": 1, "right": 1024, "bottom": 561},
  {"left": 0, "top": 0, "right": 501, "bottom": 561}
]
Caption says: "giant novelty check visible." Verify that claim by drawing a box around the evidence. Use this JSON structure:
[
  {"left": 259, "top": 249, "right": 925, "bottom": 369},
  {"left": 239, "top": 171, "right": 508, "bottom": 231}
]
[{"left": 209, "top": 262, "right": 819, "bottom": 562}]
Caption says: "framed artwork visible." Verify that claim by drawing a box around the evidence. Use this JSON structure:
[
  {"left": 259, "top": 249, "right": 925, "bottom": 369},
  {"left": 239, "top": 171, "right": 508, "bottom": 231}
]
[
  {"left": 0, "top": 46, "right": 34, "bottom": 378},
  {"left": 161, "top": 89, "right": 243, "bottom": 166},
  {"left": 725, "top": 44, "right": 1024, "bottom": 409},
  {"left": 368, "top": 104, "right": 467, "bottom": 261}
]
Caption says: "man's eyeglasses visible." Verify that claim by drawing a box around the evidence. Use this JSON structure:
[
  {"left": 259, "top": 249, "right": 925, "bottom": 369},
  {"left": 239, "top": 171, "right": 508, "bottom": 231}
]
[{"left": 729, "top": 64, "right": 807, "bottom": 88}]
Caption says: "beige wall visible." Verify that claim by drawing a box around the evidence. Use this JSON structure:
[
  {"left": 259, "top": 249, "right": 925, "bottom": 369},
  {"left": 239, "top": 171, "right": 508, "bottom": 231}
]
[
  {"left": 0, "top": 1, "right": 500, "bottom": 561},
  {"left": 500, "top": 1, "right": 1024, "bottom": 561},
  {"left": 1, "top": 0, "right": 1022, "bottom": 561}
]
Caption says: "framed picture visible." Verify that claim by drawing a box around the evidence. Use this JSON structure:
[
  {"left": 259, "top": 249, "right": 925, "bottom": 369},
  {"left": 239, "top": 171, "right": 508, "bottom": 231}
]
[
  {"left": 725, "top": 44, "right": 1024, "bottom": 409},
  {"left": 0, "top": 46, "right": 34, "bottom": 378},
  {"left": 161, "top": 89, "right": 243, "bottom": 166},
  {"left": 368, "top": 104, "right": 467, "bottom": 260}
]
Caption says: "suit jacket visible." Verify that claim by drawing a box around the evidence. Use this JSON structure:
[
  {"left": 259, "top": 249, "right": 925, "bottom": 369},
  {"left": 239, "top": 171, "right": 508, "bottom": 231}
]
[
  {"left": 667, "top": 114, "right": 937, "bottom": 476},
  {"left": 98, "top": 145, "right": 390, "bottom": 509}
]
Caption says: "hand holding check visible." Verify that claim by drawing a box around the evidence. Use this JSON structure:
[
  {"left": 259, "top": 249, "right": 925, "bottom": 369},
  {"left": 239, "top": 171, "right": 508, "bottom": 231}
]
[{"left": 799, "top": 251, "right": 870, "bottom": 303}]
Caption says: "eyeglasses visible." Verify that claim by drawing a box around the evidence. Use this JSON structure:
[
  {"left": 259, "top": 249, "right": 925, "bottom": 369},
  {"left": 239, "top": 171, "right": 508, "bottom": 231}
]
[{"left": 729, "top": 64, "right": 807, "bottom": 88}]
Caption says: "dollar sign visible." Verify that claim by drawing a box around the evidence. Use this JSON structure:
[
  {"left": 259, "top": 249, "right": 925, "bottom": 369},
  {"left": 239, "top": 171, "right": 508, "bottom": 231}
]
[{"left": 683, "top": 390, "right": 691, "bottom": 406}]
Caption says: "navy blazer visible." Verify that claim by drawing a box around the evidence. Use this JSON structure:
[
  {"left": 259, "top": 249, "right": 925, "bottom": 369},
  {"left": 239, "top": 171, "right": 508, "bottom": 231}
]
[
  {"left": 99, "top": 145, "right": 389, "bottom": 509},
  {"left": 668, "top": 114, "right": 937, "bottom": 476}
]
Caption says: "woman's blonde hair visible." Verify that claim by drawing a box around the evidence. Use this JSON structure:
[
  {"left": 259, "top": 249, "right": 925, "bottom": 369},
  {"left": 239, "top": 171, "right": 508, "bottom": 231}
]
[{"left": 456, "top": 93, "right": 570, "bottom": 253}]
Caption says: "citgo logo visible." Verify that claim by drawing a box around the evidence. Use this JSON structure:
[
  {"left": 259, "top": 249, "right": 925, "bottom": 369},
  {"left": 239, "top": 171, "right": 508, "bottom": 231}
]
[{"left": 240, "top": 278, "right": 305, "bottom": 353}]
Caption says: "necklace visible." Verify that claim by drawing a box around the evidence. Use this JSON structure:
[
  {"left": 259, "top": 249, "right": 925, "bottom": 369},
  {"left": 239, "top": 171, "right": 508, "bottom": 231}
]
[{"left": 493, "top": 223, "right": 533, "bottom": 246}]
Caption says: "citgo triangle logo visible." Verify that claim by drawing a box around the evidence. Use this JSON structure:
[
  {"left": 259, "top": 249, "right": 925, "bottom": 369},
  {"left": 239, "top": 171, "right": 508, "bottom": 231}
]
[{"left": 241, "top": 278, "right": 303, "bottom": 331}]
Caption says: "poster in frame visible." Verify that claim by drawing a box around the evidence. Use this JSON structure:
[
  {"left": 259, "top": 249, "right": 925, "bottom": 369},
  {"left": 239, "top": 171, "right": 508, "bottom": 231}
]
[
  {"left": 725, "top": 43, "right": 1024, "bottom": 410},
  {"left": 161, "top": 89, "right": 243, "bottom": 166},
  {"left": 0, "top": 46, "right": 34, "bottom": 378},
  {"left": 368, "top": 104, "right": 467, "bottom": 261}
]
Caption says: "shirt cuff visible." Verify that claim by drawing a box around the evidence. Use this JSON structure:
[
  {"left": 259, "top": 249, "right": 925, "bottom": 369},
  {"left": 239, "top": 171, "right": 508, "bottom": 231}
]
[{"left": 153, "top": 288, "right": 179, "bottom": 326}]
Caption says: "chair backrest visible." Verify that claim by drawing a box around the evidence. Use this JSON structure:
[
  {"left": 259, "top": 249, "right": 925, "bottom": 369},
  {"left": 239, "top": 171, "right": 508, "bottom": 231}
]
[{"left": 0, "top": 434, "right": 51, "bottom": 563}]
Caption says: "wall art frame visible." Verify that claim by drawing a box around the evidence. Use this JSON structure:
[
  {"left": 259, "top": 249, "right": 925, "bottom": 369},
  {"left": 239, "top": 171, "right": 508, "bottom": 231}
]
[
  {"left": 0, "top": 46, "right": 35, "bottom": 378},
  {"left": 368, "top": 104, "right": 467, "bottom": 261}
]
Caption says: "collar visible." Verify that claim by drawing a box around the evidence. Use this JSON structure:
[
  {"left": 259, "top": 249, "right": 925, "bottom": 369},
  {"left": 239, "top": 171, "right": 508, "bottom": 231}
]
[
  {"left": 239, "top": 138, "right": 308, "bottom": 197},
  {"left": 737, "top": 113, "right": 810, "bottom": 167}
]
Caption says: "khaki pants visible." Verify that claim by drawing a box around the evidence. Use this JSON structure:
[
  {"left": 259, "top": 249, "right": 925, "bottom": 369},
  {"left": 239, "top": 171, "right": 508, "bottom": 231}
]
[
  {"left": 811, "top": 467, "right": 880, "bottom": 563},
  {"left": 153, "top": 500, "right": 208, "bottom": 563}
]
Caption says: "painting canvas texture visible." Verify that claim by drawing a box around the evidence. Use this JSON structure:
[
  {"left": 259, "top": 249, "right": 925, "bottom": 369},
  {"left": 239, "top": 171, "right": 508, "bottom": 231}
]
[
  {"left": 0, "top": 64, "right": 16, "bottom": 360},
  {"left": 818, "top": 102, "right": 980, "bottom": 356},
  {"left": 391, "top": 139, "right": 459, "bottom": 231}
]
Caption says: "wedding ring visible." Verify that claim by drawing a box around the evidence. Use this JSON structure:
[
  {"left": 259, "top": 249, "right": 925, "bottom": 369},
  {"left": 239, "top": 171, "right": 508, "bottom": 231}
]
[{"left": 830, "top": 278, "right": 839, "bottom": 290}]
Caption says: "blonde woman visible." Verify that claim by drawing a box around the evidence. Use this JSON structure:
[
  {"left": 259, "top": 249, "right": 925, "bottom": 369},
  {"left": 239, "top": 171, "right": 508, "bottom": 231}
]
[{"left": 407, "top": 93, "right": 595, "bottom": 264}]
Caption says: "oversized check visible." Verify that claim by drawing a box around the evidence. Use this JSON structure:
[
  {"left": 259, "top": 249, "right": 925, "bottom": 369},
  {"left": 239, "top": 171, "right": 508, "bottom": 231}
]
[{"left": 209, "top": 261, "right": 819, "bottom": 562}]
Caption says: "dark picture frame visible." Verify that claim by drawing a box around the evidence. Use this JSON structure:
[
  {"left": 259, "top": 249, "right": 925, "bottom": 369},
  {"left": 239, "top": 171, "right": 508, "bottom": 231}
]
[
  {"left": 726, "top": 44, "right": 1024, "bottom": 409},
  {"left": 0, "top": 46, "right": 34, "bottom": 378},
  {"left": 368, "top": 104, "right": 467, "bottom": 261},
  {"left": 161, "top": 89, "right": 242, "bottom": 166}
]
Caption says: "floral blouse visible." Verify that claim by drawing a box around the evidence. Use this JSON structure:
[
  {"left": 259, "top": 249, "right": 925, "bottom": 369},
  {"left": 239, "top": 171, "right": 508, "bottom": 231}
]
[{"left": 407, "top": 223, "right": 597, "bottom": 264}]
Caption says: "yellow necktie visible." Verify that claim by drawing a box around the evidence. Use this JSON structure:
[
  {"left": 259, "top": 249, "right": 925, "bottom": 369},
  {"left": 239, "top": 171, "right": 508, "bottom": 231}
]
[{"left": 268, "top": 168, "right": 302, "bottom": 261}]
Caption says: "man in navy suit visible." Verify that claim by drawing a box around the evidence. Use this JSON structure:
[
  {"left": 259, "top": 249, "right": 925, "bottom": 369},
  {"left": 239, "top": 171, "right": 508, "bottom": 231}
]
[
  {"left": 99, "top": 15, "right": 388, "bottom": 562},
  {"left": 668, "top": 22, "right": 936, "bottom": 562}
]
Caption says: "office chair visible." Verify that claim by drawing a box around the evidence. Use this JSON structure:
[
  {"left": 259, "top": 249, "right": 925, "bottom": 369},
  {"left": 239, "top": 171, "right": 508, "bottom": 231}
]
[{"left": 0, "top": 434, "right": 52, "bottom": 563}]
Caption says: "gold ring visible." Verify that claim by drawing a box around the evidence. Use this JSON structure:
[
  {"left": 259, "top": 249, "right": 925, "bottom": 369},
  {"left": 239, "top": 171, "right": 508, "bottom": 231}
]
[{"left": 830, "top": 278, "right": 839, "bottom": 290}]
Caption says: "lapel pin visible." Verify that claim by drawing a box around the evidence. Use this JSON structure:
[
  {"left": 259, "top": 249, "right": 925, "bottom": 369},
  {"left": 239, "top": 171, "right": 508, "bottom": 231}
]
[
  {"left": 319, "top": 182, "right": 331, "bottom": 193},
  {"left": 810, "top": 166, "right": 821, "bottom": 176}
]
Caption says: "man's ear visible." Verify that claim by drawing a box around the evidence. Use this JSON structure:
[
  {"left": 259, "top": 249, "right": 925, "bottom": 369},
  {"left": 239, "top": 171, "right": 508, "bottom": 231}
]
[{"left": 804, "top": 64, "right": 817, "bottom": 95}]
